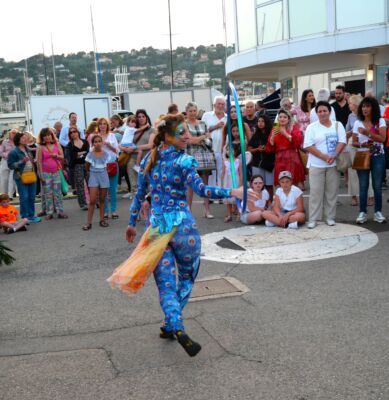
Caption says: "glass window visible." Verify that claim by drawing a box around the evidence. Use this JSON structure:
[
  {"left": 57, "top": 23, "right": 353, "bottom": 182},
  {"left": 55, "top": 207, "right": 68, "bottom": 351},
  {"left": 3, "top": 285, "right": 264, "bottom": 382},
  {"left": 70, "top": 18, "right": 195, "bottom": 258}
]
[
  {"left": 336, "top": 0, "right": 386, "bottom": 30},
  {"left": 289, "top": 0, "right": 327, "bottom": 38},
  {"left": 236, "top": 0, "right": 257, "bottom": 51},
  {"left": 257, "top": 1, "right": 283, "bottom": 45},
  {"left": 376, "top": 65, "right": 389, "bottom": 101}
]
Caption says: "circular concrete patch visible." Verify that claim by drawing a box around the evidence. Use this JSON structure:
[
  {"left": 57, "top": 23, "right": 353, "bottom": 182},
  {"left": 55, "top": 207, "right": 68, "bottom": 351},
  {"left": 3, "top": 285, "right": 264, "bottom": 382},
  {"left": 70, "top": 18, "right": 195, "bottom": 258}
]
[{"left": 201, "top": 223, "right": 378, "bottom": 264}]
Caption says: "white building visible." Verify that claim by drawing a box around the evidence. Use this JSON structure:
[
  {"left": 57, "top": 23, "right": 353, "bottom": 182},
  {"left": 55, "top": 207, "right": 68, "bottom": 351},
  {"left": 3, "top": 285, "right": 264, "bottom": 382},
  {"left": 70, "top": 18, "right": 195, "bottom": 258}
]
[
  {"left": 226, "top": 0, "right": 389, "bottom": 102},
  {"left": 193, "top": 73, "right": 210, "bottom": 87}
]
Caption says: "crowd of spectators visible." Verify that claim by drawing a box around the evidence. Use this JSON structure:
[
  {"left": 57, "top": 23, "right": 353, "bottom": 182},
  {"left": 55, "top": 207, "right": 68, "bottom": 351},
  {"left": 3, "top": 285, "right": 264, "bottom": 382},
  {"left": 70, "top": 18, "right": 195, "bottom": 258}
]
[{"left": 1, "top": 85, "right": 388, "bottom": 234}]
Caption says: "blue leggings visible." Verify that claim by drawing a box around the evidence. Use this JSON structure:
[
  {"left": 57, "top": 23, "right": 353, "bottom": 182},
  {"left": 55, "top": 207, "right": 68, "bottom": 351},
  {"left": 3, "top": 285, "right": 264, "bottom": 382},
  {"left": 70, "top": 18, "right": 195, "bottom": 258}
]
[{"left": 153, "top": 217, "right": 201, "bottom": 332}]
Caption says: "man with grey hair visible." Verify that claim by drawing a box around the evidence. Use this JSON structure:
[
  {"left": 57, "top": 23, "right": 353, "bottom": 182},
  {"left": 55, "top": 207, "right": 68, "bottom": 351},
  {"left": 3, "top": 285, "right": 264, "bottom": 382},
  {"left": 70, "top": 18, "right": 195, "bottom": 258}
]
[
  {"left": 201, "top": 96, "right": 227, "bottom": 186},
  {"left": 243, "top": 100, "right": 258, "bottom": 136},
  {"left": 310, "top": 88, "right": 336, "bottom": 122}
]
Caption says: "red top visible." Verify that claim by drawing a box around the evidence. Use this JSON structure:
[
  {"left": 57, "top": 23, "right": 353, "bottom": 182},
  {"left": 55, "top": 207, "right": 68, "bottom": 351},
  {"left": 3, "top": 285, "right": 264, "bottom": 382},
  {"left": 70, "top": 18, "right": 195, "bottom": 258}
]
[
  {"left": 266, "top": 123, "right": 303, "bottom": 153},
  {"left": 383, "top": 106, "right": 389, "bottom": 147}
]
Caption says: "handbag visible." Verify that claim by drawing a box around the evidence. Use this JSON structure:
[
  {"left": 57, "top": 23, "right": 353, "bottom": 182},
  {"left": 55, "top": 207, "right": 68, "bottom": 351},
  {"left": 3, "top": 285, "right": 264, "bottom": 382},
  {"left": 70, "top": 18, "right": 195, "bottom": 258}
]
[
  {"left": 20, "top": 171, "right": 37, "bottom": 185},
  {"left": 107, "top": 162, "right": 118, "bottom": 177},
  {"left": 334, "top": 122, "right": 352, "bottom": 172},
  {"left": 336, "top": 152, "right": 352, "bottom": 172},
  {"left": 188, "top": 145, "right": 216, "bottom": 171},
  {"left": 59, "top": 169, "right": 69, "bottom": 196},
  {"left": 118, "top": 152, "right": 130, "bottom": 168},
  {"left": 352, "top": 150, "right": 371, "bottom": 170}
]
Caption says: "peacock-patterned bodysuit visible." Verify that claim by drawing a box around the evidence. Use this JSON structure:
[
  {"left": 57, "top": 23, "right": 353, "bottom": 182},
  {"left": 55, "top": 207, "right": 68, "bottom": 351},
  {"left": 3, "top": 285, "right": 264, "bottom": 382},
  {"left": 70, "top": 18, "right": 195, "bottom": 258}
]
[{"left": 129, "top": 145, "right": 231, "bottom": 332}]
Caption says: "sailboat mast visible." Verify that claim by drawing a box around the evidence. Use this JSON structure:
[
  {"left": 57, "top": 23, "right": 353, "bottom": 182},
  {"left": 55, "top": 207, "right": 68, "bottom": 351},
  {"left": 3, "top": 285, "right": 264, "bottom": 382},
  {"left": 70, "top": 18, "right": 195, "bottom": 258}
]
[
  {"left": 90, "top": 5, "right": 99, "bottom": 92},
  {"left": 51, "top": 33, "right": 58, "bottom": 95}
]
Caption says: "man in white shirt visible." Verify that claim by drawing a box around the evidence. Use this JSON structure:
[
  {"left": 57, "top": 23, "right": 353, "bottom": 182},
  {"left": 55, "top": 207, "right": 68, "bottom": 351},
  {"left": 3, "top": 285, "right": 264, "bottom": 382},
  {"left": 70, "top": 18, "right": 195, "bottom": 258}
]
[
  {"left": 201, "top": 96, "right": 227, "bottom": 186},
  {"left": 310, "top": 88, "right": 336, "bottom": 123},
  {"left": 59, "top": 112, "right": 85, "bottom": 147}
]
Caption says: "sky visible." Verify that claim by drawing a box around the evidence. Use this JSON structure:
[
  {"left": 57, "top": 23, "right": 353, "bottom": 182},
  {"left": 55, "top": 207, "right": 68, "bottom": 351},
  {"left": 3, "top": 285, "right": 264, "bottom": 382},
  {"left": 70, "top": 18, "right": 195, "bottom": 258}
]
[{"left": 1, "top": 0, "right": 235, "bottom": 62}]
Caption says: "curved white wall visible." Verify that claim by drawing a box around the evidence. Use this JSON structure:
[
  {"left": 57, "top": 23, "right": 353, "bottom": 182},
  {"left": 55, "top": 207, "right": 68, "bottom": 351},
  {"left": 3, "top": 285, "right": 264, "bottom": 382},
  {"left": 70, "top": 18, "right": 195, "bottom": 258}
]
[{"left": 228, "top": 0, "right": 389, "bottom": 79}]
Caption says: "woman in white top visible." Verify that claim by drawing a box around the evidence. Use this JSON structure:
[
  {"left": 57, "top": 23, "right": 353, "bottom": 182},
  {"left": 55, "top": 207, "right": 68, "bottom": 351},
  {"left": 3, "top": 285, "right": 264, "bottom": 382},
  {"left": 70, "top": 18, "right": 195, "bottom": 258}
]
[
  {"left": 240, "top": 175, "right": 270, "bottom": 224},
  {"left": 96, "top": 117, "right": 119, "bottom": 219},
  {"left": 352, "top": 96, "right": 387, "bottom": 224},
  {"left": 262, "top": 171, "right": 305, "bottom": 229},
  {"left": 303, "top": 101, "right": 347, "bottom": 229}
]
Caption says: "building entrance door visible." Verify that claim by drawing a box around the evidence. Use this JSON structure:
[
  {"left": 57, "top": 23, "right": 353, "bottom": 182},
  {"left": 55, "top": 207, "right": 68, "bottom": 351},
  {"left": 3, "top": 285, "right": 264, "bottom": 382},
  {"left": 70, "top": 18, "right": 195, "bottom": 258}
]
[{"left": 345, "top": 79, "right": 365, "bottom": 96}]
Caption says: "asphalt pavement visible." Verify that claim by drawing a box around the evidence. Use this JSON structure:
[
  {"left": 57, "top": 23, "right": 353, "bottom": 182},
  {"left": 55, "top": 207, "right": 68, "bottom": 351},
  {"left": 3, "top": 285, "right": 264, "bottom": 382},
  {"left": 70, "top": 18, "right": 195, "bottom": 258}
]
[{"left": 0, "top": 183, "right": 389, "bottom": 400}]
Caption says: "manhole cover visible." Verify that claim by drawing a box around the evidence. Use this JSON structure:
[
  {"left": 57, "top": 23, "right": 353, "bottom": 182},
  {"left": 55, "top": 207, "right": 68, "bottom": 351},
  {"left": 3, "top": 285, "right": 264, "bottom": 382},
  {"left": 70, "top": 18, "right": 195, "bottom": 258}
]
[{"left": 190, "top": 276, "right": 249, "bottom": 302}]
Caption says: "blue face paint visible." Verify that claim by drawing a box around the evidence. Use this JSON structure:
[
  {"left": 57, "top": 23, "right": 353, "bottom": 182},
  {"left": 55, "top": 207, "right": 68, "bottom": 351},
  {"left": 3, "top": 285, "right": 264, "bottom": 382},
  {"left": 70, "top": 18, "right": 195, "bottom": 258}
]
[
  {"left": 174, "top": 123, "right": 185, "bottom": 138},
  {"left": 166, "top": 123, "right": 185, "bottom": 146}
]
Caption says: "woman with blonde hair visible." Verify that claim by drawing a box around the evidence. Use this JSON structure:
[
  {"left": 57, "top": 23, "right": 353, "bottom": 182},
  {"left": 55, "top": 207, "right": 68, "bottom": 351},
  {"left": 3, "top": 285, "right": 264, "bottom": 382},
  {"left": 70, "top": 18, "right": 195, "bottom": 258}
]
[
  {"left": 36, "top": 127, "right": 67, "bottom": 219},
  {"left": 185, "top": 101, "right": 215, "bottom": 217}
]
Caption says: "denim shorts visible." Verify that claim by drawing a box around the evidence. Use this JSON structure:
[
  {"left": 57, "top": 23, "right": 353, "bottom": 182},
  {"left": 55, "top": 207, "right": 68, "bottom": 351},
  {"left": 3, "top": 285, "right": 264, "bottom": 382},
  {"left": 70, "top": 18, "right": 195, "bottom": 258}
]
[{"left": 88, "top": 170, "right": 110, "bottom": 189}]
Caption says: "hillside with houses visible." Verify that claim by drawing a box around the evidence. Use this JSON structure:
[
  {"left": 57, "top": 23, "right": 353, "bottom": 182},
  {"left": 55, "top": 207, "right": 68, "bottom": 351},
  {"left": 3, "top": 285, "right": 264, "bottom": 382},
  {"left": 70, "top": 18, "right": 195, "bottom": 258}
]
[{"left": 0, "top": 44, "right": 241, "bottom": 112}]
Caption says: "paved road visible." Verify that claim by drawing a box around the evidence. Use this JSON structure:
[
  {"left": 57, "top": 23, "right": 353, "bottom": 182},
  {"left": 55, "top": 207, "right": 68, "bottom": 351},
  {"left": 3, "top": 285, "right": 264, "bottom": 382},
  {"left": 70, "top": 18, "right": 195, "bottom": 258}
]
[{"left": 1, "top": 186, "right": 389, "bottom": 400}]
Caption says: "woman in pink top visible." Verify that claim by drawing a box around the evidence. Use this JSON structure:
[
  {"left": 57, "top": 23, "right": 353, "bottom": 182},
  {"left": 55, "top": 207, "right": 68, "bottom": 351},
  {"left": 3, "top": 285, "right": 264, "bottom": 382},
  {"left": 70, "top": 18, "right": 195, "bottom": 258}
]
[
  {"left": 37, "top": 128, "right": 67, "bottom": 219},
  {"left": 291, "top": 89, "right": 316, "bottom": 134}
]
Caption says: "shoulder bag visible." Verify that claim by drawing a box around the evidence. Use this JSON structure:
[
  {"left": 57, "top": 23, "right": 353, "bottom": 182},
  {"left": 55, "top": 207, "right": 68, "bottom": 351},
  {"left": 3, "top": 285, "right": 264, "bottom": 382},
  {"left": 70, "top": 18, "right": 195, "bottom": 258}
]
[{"left": 336, "top": 122, "right": 352, "bottom": 172}]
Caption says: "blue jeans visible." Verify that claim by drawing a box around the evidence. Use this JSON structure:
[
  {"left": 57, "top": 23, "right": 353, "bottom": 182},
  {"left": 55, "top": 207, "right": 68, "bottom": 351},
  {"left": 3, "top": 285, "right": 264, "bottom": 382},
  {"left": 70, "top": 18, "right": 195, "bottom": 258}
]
[
  {"left": 357, "top": 154, "right": 385, "bottom": 213},
  {"left": 104, "top": 168, "right": 118, "bottom": 214},
  {"left": 15, "top": 179, "right": 37, "bottom": 219}
]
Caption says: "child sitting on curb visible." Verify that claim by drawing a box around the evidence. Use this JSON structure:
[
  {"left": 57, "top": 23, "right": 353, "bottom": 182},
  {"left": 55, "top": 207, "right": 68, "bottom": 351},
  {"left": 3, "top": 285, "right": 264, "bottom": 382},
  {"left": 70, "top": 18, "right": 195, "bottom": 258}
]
[
  {"left": 262, "top": 170, "right": 305, "bottom": 229},
  {"left": 0, "top": 193, "right": 28, "bottom": 234}
]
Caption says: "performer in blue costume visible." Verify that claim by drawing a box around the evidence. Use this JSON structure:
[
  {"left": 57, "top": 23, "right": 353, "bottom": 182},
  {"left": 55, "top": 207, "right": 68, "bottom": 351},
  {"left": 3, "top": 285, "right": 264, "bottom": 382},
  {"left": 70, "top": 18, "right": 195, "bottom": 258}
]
[{"left": 125, "top": 114, "right": 256, "bottom": 357}]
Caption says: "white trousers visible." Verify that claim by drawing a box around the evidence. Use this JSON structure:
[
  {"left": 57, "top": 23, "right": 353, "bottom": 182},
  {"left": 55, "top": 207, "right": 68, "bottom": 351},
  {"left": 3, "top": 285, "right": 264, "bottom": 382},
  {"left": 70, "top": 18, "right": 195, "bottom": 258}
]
[
  {"left": 209, "top": 152, "right": 222, "bottom": 187},
  {"left": 308, "top": 166, "right": 339, "bottom": 222},
  {"left": 0, "top": 158, "right": 15, "bottom": 197}
]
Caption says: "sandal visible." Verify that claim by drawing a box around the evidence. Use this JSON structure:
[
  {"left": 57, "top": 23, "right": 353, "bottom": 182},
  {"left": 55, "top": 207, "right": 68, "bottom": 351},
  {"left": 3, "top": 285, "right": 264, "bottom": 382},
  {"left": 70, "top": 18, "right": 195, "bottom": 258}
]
[
  {"left": 99, "top": 220, "right": 109, "bottom": 227},
  {"left": 82, "top": 223, "right": 92, "bottom": 231},
  {"left": 103, "top": 214, "right": 109, "bottom": 220},
  {"left": 224, "top": 215, "right": 232, "bottom": 223},
  {"left": 111, "top": 213, "right": 119, "bottom": 219},
  {"left": 58, "top": 213, "right": 68, "bottom": 219},
  {"left": 45, "top": 214, "right": 53, "bottom": 220},
  {"left": 38, "top": 211, "right": 47, "bottom": 217}
]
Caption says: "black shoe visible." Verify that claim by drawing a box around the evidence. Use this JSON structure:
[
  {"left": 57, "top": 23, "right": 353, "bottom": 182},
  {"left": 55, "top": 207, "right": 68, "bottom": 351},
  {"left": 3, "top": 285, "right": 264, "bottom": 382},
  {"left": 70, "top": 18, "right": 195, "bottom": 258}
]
[
  {"left": 175, "top": 330, "right": 201, "bottom": 357},
  {"left": 159, "top": 327, "right": 175, "bottom": 340},
  {"left": 19, "top": 226, "right": 27, "bottom": 232},
  {"left": 6, "top": 228, "right": 15, "bottom": 234}
]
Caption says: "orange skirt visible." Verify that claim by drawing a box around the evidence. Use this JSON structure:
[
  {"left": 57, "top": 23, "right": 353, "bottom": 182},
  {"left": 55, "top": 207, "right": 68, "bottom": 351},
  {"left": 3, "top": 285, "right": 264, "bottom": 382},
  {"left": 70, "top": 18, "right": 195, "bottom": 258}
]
[{"left": 107, "top": 226, "right": 177, "bottom": 295}]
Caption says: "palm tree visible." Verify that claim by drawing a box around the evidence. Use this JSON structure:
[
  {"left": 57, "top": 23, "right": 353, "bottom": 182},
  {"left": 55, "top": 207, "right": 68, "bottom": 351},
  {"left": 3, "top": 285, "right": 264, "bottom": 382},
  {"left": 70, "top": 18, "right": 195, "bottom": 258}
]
[{"left": 0, "top": 241, "right": 15, "bottom": 266}]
